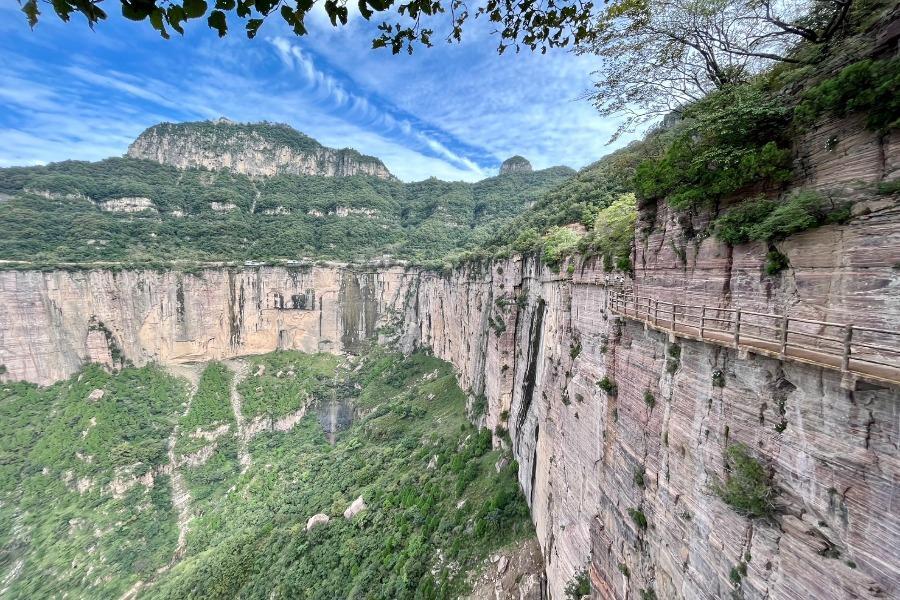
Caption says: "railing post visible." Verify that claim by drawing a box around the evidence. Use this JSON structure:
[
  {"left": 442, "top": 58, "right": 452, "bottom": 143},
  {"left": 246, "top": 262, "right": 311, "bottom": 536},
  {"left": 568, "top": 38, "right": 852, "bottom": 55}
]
[
  {"left": 654, "top": 299, "right": 659, "bottom": 326},
  {"left": 646, "top": 297, "right": 651, "bottom": 322},
  {"left": 700, "top": 306, "right": 706, "bottom": 339},
  {"left": 780, "top": 316, "right": 790, "bottom": 356},
  {"left": 842, "top": 324, "right": 853, "bottom": 372},
  {"left": 671, "top": 304, "right": 677, "bottom": 331},
  {"left": 733, "top": 308, "right": 741, "bottom": 348}
]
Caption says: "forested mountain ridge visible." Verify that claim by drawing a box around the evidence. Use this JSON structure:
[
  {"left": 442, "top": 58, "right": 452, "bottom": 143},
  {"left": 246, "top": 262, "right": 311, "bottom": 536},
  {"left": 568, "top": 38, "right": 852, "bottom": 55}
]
[
  {"left": 0, "top": 123, "right": 575, "bottom": 267},
  {"left": 127, "top": 119, "right": 396, "bottom": 180}
]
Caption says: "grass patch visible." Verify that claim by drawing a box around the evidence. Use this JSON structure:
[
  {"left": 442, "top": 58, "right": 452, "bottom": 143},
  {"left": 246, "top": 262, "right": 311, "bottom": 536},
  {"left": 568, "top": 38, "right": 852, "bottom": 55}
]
[{"left": 713, "top": 444, "right": 776, "bottom": 519}]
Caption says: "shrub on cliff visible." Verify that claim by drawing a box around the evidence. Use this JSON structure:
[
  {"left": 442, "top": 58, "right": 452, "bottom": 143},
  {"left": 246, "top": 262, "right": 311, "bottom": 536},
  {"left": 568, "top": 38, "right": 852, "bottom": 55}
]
[
  {"left": 578, "top": 193, "right": 637, "bottom": 272},
  {"left": 542, "top": 226, "right": 582, "bottom": 268},
  {"left": 796, "top": 58, "right": 900, "bottom": 132},
  {"left": 714, "top": 190, "right": 851, "bottom": 245},
  {"left": 565, "top": 570, "right": 591, "bottom": 599},
  {"left": 634, "top": 85, "right": 793, "bottom": 210},
  {"left": 713, "top": 444, "right": 776, "bottom": 518}
]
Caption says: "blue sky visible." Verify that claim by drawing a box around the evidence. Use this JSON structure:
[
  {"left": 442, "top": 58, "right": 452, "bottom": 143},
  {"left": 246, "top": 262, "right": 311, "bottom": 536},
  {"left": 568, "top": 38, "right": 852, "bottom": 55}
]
[{"left": 0, "top": 4, "right": 641, "bottom": 181}]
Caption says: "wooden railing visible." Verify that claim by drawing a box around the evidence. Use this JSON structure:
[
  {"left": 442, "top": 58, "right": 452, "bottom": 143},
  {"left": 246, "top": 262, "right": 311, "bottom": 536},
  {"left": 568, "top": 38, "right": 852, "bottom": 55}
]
[{"left": 607, "top": 288, "right": 900, "bottom": 386}]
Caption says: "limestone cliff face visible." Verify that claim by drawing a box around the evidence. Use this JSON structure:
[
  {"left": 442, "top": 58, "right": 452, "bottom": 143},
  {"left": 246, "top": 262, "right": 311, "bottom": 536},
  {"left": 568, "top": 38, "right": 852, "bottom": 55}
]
[
  {"left": 500, "top": 156, "right": 533, "bottom": 175},
  {"left": 126, "top": 120, "right": 394, "bottom": 180},
  {"left": 0, "top": 266, "right": 415, "bottom": 385},
  {"left": 2, "top": 116, "right": 899, "bottom": 599}
]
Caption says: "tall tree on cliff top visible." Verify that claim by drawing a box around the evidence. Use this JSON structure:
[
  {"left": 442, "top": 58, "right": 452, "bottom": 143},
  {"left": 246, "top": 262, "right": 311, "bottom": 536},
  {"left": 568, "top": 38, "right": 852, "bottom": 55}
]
[{"left": 577, "top": 0, "right": 857, "bottom": 140}]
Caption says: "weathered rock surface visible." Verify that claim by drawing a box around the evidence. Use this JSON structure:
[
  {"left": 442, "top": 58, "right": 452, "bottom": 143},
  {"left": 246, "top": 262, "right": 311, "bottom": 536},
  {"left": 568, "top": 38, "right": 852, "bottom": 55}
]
[
  {"left": 1, "top": 115, "right": 898, "bottom": 600},
  {"left": 306, "top": 513, "right": 330, "bottom": 531},
  {"left": 466, "top": 538, "right": 544, "bottom": 600},
  {"left": 97, "top": 197, "right": 157, "bottom": 213},
  {"left": 500, "top": 155, "right": 533, "bottom": 175},
  {"left": 127, "top": 119, "right": 394, "bottom": 180},
  {"left": 343, "top": 496, "right": 367, "bottom": 519}
]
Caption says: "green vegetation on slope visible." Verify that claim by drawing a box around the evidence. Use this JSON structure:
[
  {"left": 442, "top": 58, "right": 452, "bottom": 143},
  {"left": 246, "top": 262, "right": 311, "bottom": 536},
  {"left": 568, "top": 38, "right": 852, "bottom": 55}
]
[
  {"left": 152, "top": 349, "right": 532, "bottom": 599},
  {"left": 238, "top": 351, "right": 340, "bottom": 420},
  {"left": 0, "top": 157, "right": 573, "bottom": 268},
  {"left": 0, "top": 351, "right": 533, "bottom": 599},
  {"left": 0, "top": 365, "right": 185, "bottom": 598}
]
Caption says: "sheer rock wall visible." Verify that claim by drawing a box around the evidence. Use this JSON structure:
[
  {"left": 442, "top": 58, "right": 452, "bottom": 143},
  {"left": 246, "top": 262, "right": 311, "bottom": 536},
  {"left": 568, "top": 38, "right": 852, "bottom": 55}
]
[{"left": 1, "top": 117, "right": 898, "bottom": 599}]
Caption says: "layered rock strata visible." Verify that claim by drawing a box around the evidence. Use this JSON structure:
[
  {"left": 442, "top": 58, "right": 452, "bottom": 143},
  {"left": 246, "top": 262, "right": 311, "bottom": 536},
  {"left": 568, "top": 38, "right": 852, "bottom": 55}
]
[
  {"left": 127, "top": 120, "right": 394, "bottom": 180},
  {"left": 2, "top": 116, "right": 898, "bottom": 599}
]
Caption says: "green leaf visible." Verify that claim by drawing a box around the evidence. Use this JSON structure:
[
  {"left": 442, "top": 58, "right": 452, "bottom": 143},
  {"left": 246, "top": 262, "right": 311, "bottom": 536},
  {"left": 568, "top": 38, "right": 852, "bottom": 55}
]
[
  {"left": 246, "top": 17, "right": 263, "bottom": 38},
  {"left": 121, "top": 1, "right": 151, "bottom": 20},
  {"left": 149, "top": 8, "right": 170, "bottom": 38},
  {"left": 215, "top": 0, "right": 236, "bottom": 8},
  {"left": 183, "top": 0, "right": 208, "bottom": 19},
  {"left": 167, "top": 5, "right": 186, "bottom": 33},
  {"left": 207, "top": 9, "right": 227, "bottom": 36},
  {"left": 22, "top": 0, "right": 40, "bottom": 27}
]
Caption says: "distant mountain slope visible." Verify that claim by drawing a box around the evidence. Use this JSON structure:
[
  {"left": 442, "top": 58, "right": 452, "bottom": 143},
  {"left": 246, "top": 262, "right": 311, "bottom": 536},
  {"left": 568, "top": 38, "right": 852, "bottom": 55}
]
[
  {"left": 0, "top": 154, "right": 574, "bottom": 266},
  {"left": 127, "top": 119, "right": 395, "bottom": 180}
]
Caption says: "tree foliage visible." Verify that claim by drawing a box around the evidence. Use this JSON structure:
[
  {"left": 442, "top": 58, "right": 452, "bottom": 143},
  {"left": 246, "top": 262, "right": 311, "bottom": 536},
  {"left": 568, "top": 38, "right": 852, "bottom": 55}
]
[
  {"left": 576, "top": 0, "right": 859, "bottom": 139},
  {"left": 20, "top": 0, "right": 854, "bottom": 66},
  {"left": 633, "top": 84, "right": 792, "bottom": 209},
  {"left": 0, "top": 157, "right": 572, "bottom": 267}
]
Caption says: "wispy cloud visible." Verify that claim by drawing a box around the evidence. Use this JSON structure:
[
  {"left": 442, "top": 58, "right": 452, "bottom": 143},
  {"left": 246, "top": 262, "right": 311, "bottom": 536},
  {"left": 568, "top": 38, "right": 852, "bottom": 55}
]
[{"left": 0, "top": 12, "right": 641, "bottom": 180}]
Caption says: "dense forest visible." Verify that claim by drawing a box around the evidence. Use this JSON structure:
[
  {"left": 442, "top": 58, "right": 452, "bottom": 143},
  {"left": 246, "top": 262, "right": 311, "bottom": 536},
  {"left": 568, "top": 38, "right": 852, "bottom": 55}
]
[
  {"left": 0, "top": 350, "right": 532, "bottom": 598},
  {"left": 0, "top": 157, "right": 573, "bottom": 269}
]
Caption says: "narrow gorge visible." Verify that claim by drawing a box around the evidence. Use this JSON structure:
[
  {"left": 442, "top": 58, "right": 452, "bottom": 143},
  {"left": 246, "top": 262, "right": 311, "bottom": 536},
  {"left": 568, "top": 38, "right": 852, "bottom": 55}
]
[{"left": 2, "top": 107, "right": 898, "bottom": 598}]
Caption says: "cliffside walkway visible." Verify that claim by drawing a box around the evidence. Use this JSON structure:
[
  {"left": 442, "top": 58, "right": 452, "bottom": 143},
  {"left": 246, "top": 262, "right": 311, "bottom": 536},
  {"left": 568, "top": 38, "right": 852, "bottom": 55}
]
[{"left": 607, "top": 289, "right": 900, "bottom": 387}]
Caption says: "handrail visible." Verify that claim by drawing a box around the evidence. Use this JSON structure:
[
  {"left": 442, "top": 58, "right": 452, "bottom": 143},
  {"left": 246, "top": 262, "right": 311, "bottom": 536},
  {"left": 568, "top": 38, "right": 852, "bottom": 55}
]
[{"left": 606, "top": 288, "right": 900, "bottom": 386}]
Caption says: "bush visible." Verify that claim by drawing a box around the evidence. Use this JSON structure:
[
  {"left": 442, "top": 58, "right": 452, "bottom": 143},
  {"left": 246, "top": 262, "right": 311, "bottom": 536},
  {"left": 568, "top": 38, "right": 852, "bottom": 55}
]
[
  {"left": 633, "top": 466, "right": 646, "bottom": 488},
  {"left": 596, "top": 377, "right": 618, "bottom": 396},
  {"left": 628, "top": 508, "right": 648, "bottom": 530},
  {"left": 714, "top": 191, "right": 851, "bottom": 245},
  {"left": 564, "top": 570, "right": 591, "bottom": 599},
  {"left": 643, "top": 390, "right": 656, "bottom": 409},
  {"left": 712, "top": 369, "right": 726, "bottom": 388},
  {"left": 765, "top": 249, "right": 790, "bottom": 275},
  {"left": 634, "top": 85, "right": 792, "bottom": 210},
  {"left": 713, "top": 444, "right": 776, "bottom": 518},
  {"left": 578, "top": 194, "right": 637, "bottom": 272},
  {"left": 542, "top": 226, "right": 581, "bottom": 267},
  {"left": 796, "top": 58, "right": 900, "bottom": 132},
  {"left": 666, "top": 344, "right": 681, "bottom": 374}
]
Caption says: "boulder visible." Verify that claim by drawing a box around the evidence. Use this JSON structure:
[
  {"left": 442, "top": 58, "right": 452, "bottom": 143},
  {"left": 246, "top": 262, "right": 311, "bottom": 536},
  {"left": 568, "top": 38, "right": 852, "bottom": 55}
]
[
  {"left": 343, "top": 496, "right": 367, "bottom": 519},
  {"left": 306, "top": 513, "right": 330, "bottom": 531}
]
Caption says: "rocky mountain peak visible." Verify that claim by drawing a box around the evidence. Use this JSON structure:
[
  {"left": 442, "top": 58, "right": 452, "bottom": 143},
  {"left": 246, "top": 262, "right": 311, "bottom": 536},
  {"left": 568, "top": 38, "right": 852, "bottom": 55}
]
[
  {"left": 126, "top": 120, "right": 395, "bottom": 180},
  {"left": 499, "top": 155, "right": 533, "bottom": 175}
]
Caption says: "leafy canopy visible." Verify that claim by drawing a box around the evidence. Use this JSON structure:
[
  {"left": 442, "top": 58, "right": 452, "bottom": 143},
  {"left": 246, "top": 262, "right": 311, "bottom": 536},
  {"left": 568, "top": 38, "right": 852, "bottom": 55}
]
[{"left": 21, "top": 0, "right": 855, "bottom": 66}]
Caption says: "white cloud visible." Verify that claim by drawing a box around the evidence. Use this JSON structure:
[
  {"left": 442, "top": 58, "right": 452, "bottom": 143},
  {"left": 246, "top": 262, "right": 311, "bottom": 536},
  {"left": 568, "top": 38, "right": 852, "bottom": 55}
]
[{"left": 0, "top": 13, "right": 643, "bottom": 181}]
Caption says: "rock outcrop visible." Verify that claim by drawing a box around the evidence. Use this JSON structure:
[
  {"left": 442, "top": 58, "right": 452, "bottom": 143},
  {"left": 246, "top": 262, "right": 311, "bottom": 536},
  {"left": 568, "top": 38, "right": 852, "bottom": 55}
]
[
  {"left": 499, "top": 155, "right": 533, "bottom": 175},
  {"left": 343, "top": 496, "right": 367, "bottom": 519},
  {"left": 1, "top": 115, "right": 898, "bottom": 599},
  {"left": 306, "top": 513, "right": 330, "bottom": 531},
  {"left": 127, "top": 119, "right": 394, "bottom": 180}
]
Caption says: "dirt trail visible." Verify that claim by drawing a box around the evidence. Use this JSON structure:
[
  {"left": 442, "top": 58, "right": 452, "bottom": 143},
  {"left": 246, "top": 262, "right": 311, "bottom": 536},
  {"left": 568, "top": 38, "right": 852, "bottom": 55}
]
[
  {"left": 120, "top": 363, "right": 203, "bottom": 600},
  {"left": 224, "top": 359, "right": 251, "bottom": 471}
]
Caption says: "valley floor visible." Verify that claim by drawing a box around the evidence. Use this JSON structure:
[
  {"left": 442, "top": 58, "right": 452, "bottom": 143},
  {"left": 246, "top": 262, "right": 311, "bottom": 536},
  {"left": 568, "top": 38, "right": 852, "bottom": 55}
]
[{"left": 0, "top": 350, "right": 537, "bottom": 599}]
